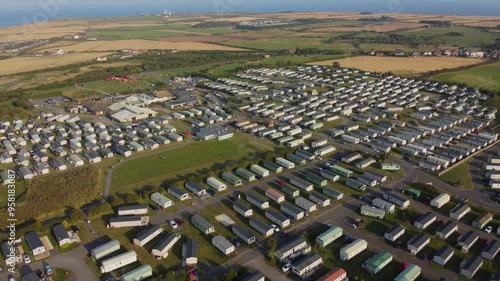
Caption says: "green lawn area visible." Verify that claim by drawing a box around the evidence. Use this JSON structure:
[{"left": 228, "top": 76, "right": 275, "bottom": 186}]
[
  {"left": 221, "top": 37, "right": 351, "bottom": 51},
  {"left": 431, "top": 62, "right": 500, "bottom": 93},
  {"left": 395, "top": 26, "right": 498, "bottom": 47},
  {"left": 110, "top": 133, "right": 276, "bottom": 194},
  {"left": 438, "top": 160, "right": 474, "bottom": 189}
]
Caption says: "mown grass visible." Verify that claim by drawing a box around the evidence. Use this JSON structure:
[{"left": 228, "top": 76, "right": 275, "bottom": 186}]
[{"left": 431, "top": 62, "right": 500, "bottom": 93}]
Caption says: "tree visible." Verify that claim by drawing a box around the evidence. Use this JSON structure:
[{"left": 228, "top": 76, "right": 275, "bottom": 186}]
[{"left": 332, "top": 62, "right": 341, "bottom": 69}]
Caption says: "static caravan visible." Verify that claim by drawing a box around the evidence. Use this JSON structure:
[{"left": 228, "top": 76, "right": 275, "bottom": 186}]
[
  {"left": 249, "top": 217, "right": 274, "bottom": 237},
  {"left": 291, "top": 253, "right": 323, "bottom": 278},
  {"left": 206, "top": 177, "right": 227, "bottom": 192},
  {"left": 413, "top": 212, "right": 437, "bottom": 230},
  {"left": 133, "top": 225, "right": 164, "bottom": 247},
  {"left": 281, "top": 202, "right": 304, "bottom": 220},
  {"left": 262, "top": 160, "right": 283, "bottom": 173},
  {"left": 100, "top": 251, "right": 137, "bottom": 273},
  {"left": 109, "top": 216, "right": 149, "bottom": 229},
  {"left": 295, "top": 197, "right": 317, "bottom": 213},
  {"left": 435, "top": 221, "right": 458, "bottom": 240},
  {"left": 320, "top": 169, "right": 340, "bottom": 182},
  {"left": 152, "top": 233, "right": 182, "bottom": 259},
  {"left": 235, "top": 168, "right": 256, "bottom": 181},
  {"left": 276, "top": 157, "right": 295, "bottom": 169},
  {"left": 331, "top": 165, "right": 353, "bottom": 178},
  {"left": 305, "top": 172, "right": 327, "bottom": 186},
  {"left": 91, "top": 240, "right": 120, "bottom": 260},
  {"left": 233, "top": 201, "right": 253, "bottom": 217},
  {"left": 281, "top": 184, "right": 300, "bottom": 198},
  {"left": 323, "top": 187, "right": 343, "bottom": 200},
  {"left": 339, "top": 239, "right": 367, "bottom": 261},
  {"left": 309, "top": 191, "right": 331, "bottom": 207},
  {"left": 407, "top": 233, "right": 430, "bottom": 255},
  {"left": 232, "top": 224, "right": 256, "bottom": 245},
  {"left": 168, "top": 185, "right": 189, "bottom": 201},
  {"left": 383, "top": 192, "right": 410, "bottom": 209},
  {"left": 430, "top": 193, "right": 450, "bottom": 209},
  {"left": 150, "top": 192, "right": 173, "bottom": 209},
  {"left": 250, "top": 164, "right": 270, "bottom": 178},
  {"left": 316, "top": 226, "right": 343, "bottom": 247},
  {"left": 360, "top": 205, "right": 385, "bottom": 219},
  {"left": 222, "top": 172, "right": 242, "bottom": 186},
  {"left": 372, "top": 198, "right": 395, "bottom": 213},
  {"left": 265, "top": 208, "right": 291, "bottom": 228},
  {"left": 286, "top": 153, "right": 306, "bottom": 165},
  {"left": 185, "top": 181, "right": 206, "bottom": 197},
  {"left": 290, "top": 177, "right": 313, "bottom": 192},
  {"left": 449, "top": 203, "right": 471, "bottom": 220},
  {"left": 212, "top": 235, "right": 235, "bottom": 256},
  {"left": 265, "top": 188, "right": 285, "bottom": 203},
  {"left": 118, "top": 204, "right": 148, "bottom": 216},
  {"left": 394, "top": 264, "right": 421, "bottom": 281},
  {"left": 191, "top": 214, "right": 215, "bottom": 235},
  {"left": 246, "top": 193, "right": 270, "bottom": 209},
  {"left": 433, "top": 245, "right": 454, "bottom": 266},
  {"left": 460, "top": 256, "right": 483, "bottom": 279},
  {"left": 384, "top": 225, "right": 405, "bottom": 242},
  {"left": 274, "top": 237, "right": 311, "bottom": 262}
]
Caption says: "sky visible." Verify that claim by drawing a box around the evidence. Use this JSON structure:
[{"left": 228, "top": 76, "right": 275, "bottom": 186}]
[{"left": 1, "top": 0, "right": 500, "bottom": 26}]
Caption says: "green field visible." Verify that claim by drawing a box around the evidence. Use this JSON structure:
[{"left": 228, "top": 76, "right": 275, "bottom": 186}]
[
  {"left": 221, "top": 37, "right": 351, "bottom": 51},
  {"left": 395, "top": 26, "right": 499, "bottom": 47},
  {"left": 438, "top": 160, "right": 474, "bottom": 189},
  {"left": 431, "top": 62, "right": 500, "bottom": 93},
  {"left": 110, "top": 134, "right": 276, "bottom": 194}
]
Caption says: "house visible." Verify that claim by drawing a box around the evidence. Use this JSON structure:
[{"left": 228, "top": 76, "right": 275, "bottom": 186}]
[
  {"left": 430, "top": 193, "right": 450, "bottom": 209},
  {"left": 212, "top": 235, "right": 235, "bottom": 255},
  {"left": 407, "top": 233, "right": 430, "bottom": 255},
  {"left": 133, "top": 225, "right": 164, "bottom": 247},
  {"left": 233, "top": 201, "right": 253, "bottom": 217},
  {"left": 168, "top": 185, "right": 189, "bottom": 201},
  {"left": 25, "top": 232, "right": 46, "bottom": 255},
  {"left": 52, "top": 224, "right": 71, "bottom": 247},
  {"left": 117, "top": 204, "right": 148, "bottom": 216},
  {"left": 150, "top": 192, "right": 173, "bottom": 209},
  {"left": 435, "top": 221, "right": 458, "bottom": 239},
  {"left": 191, "top": 214, "right": 215, "bottom": 235},
  {"left": 433, "top": 245, "right": 454, "bottom": 266},
  {"left": 316, "top": 226, "right": 343, "bottom": 247},
  {"left": 184, "top": 181, "right": 206, "bottom": 197},
  {"left": 291, "top": 253, "right": 323, "bottom": 278},
  {"left": 472, "top": 212, "right": 493, "bottom": 229},
  {"left": 384, "top": 225, "right": 405, "bottom": 242},
  {"left": 394, "top": 264, "right": 421, "bottom": 281},
  {"left": 340, "top": 239, "right": 367, "bottom": 261},
  {"left": 316, "top": 267, "right": 348, "bottom": 281},
  {"left": 249, "top": 217, "right": 274, "bottom": 237},
  {"left": 457, "top": 230, "right": 479, "bottom": 253},
  {"left": 481, "top": 239, "right": 500, "bottom": 261},
  {"left": 182, "top": 239, "right": 198, "bottom": 266},
  {"left": 414, "top": 212, "right": 437, "bottom": 230},
  {"left": 460, "top": 256, "right": 483, "bottom": 279},
  {"left": 100, "top": 251, "right": 137, "bottom": 273},
  {"left": 450, "top": 203, "right": 471, "bottom": 220},
  {"left": 91, "top": 240, "right": 120, "bottom": 260},
  {"left": 232, "top": 224, "right": 256, "bottom": 244},
  {"left": 152, "top": 233, "right": 181, "bottom": 258},
  {"left": 362, "top": 251, "right": 393, "bottom": 274}
]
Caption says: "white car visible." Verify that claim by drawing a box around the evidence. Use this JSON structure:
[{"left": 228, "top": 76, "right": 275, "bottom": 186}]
[
  {"left": 23, "top": 254, "right": 31, "bottom": 264},
  {"left": 485, "top": 225, "right": 493, "bottom": 233},
  {"left": 271, "top": 224, "right": 280, "bottom": 232},
  {"left": 168, "top": 220, "right": 178, "bottom": 229},
  {"left": 282, "top": 263, "right": 292, "bottom": 272}
]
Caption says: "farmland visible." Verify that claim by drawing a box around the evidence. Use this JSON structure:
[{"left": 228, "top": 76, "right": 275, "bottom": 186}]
[
  {"left": 309, "top": 56, "right": 484, "bottom": 75},
  {"left": 431, "top": 62, "right": 500, "bottom": 92}
]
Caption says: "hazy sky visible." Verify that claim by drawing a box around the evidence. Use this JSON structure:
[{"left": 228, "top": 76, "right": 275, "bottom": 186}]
[{"left": 1, "top": 0, "right": 500, "bottom": 26}]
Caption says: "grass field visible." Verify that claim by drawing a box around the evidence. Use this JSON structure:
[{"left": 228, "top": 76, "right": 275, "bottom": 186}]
[
  {"left": 438, "top": 160, "right": 474, "bottom": 189},
  {"left": 394, "top": 26, "right": 499, "bottom": 47},
  {"left": 221, "top": 37, "right": 350, "bottom": 51},
  {"left": 311, "top": 22, "right": 425, "bottom": 33},
  {"left": 309, "top": 56, "right": 484, "bottom": 75},
  {"left": 110, "top": 134, "right": 276, "bottom": 194},
  {"left": 431, "top": 62, "right": 500, "bottom": 92},
  {"left": 0, "top": 52, "right": 112, "bottom": 76}
]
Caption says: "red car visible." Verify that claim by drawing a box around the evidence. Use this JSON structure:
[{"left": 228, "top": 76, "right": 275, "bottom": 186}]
[
  {"left": 278, "top": 180, "right": 286, "bottom": 186},
  {"left": 174, "top": 218, "right": 185, "bottom": 227}
]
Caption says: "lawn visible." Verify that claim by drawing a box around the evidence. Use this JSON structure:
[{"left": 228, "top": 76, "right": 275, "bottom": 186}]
[
  {"left": 438, "top": 160, "right": 474, "bottom": 189},
  {"left": 110, "top": 133, "right": 276, "bottom": 194},
  {"left": 431, "top": 62, "right": 500, "bottom": 93}
]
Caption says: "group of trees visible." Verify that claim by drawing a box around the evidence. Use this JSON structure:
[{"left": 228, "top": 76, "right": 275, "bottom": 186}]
[
  {"left": 419, "top": 20, "right": 454, "bottom": 27},
  {"left": 193, "top": 21, "right": 236, "bottom": 28},
  {"left": 358, "top": 16, "right": 394, "bottom": 22},
  {"left": 295, "top": 47, "right": 344, "bottom": 56},
  {"left": 332, "top": 33, "right": 424, "bottom": 47}
]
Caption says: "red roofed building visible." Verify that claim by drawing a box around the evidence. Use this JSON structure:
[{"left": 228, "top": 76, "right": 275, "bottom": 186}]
[{"left": 316, "top": 267, "right": 348, "bottom": 281}]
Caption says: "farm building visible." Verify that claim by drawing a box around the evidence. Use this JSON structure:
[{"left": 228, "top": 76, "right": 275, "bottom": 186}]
[
  {"left": 383, "top": 192, "right": 410, "bottom": 209},
  {"left": 100, "top": 250, "right": 137, "bottom": 273},
  {"left": 292, "top": 253, "right": 323, "bottom": 278},
  {"left": 316, "top": 226, "right": 343, "bottom": 248},
  {"left": 182, "top": 239, "right": 198, "bottom": 266},
  {"left": 117, "top": 204, "right": 148, "bottom": 216},
  {"left": 316, "top": 267, "right": 347, "bottom": 281},
  {"left": 249, "top": 217, "right": 274, "bottom": 237},
  {"left": 152, "top": 233, "right": 181, "bottom": 259},
  {"left": 449, "top": 203, "right": 471, "bottom": 220},
  {"left": 235, "top": 168, "right": 257, "bottom": 181},
  {"left": 121, "top": 264, "right": 153, "bottom": 281},
  {"left": 185, "top": 181, "right": 206, "bottom": 197},
  {"left": 384, "top": 224, "right": 405, "bottom": 242},
  {"left": 276, "top": 157, "right": 295, "bottom": 169},
  {"left": 25, "top": 232, "right": 46, "bottom": 256},
  {"left": 295, "top": 197, "right": 317, "bottom": 213},
  {"left": 281, "top": 202, "right": 304, "bottom": 220},
  {"left": 262, "top": 160, "right": 283, "bottom": 173},
  {"left": 265, "top": 208, "right": 290, "bottom": 228},
  {"left": 232, "top": 224, "right": 256, "bottom": 245},
  {"left": 281, "top": 184, "right": 300, "bottom": 197},
  {"left": 309, "top": 191, "right": 330, "bottom": 207},
  {"left": 265, "top": 188, "right": 285, "bottom": 203},
  {"left": 150, "top": 192, "right": 173, "bottom": 209},
  {"left": 433, "top": 245, "right": 454, "bottom": 266},
  {"left": 407, "top": 233, "right": 430, "bottom": 255},
  {"left": 430, "top": 193, "right": 450, "bottom": 209},
  {"left": 246, "top": 193, "right": 270, "bottom": 209},
  {"left": 472, "top": 212, "right": 493, "bottom": 229},
  {"left": 133, "top": 225, "right": 164, "bottom": 247},
  {"left": 457, "top": 230, "right": 479, "bottom": 253},
  {"left": 323, "top": 187, "right": 343, "bottom": 200},
  {"left": 222, "top": 172, "right": 242, "bottom": 186},
  {"left": 481, "top": 239, "right": 500, "bottom": 261},
  {"left": 274, "top": 237, "right": 311, "bottom": 262},
  {"left": 360, "top": 205, "right": 385, "bottom": 219},
  {"left": 233, "top": 200, "right": 253, "bottom": 217},
  {"left": 362, "top": 251, "right": 393, "bottom": 275},
  {"left": 250, "top": 164, "right": 270, "bottom": 178},
  {"left": 340, "top": 239, "right": 367, "bottom": 261},
  {"left": 168, "top": 185, "right": 189, "bottom": 201},
  {"left": 372, "top": 198, "right": 395, "bottom": 213},
  {"left": 460, "top": 256, "right": 483, "bottom": 279},
  {"left": 435, "top": 221, "right": 458, "bottom": 239},
  {"left": 109, "top": 216, "right": 149, "bottom": 229},
  {"left": 331, "top": 165, "right": 353, "bottom": 177},
  {"left": 212, "top": 235, "right": 235, "bottom": 256},
  {"left": 413, "top": 212, "right": 437, "bottom": 230},
  {"left": 240, "top": 272, "right": 265, "bottom": 281},
  {"left": 394, "top": 264, "right": 421, "bottom": 281},
  {"left": 206, "top": 177, "right": 227, "bottom": 192},
  {"left": 290, "top": 177, "right": 313, "bottom": 191},
  {"left": 191, "top": 214, "right": 215, "bottom": 235},
  {"left": 91, "top": 240, "right": 120, "bottom": 260},
  {"left": 320, "top": 169, "right": 340, "bottom": 182},
  {"left": 52, "top": 224, "right": 71, "bottom": 247},
  {"left": 306, "top": 172, "right": 327, "bottom": 186}
]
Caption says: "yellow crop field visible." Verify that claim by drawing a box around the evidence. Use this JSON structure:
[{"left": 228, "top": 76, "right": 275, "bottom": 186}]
[
  {"left": 37, "top": 39, "right": 247, "bottom": 52},
  {"left": 0, "top": 53, "right": 112, "bottom": 76},
  {"left": 309, "top": 56, "right": 484, "bottom": 75}
]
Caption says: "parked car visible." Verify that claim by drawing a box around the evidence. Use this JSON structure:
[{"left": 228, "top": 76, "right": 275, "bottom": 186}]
[
  {"left": 174, "top": 218, "right": 185, "bottom": 227},
  {"left": 168, "top": 220, "right": 178, "bottom": 229},
  {"left": 231, "top": 238, "right": 241, "bottom": 247},
  {"left": 271, "top": 224, "right": 280, "bottom": 232},
  {"left": 282, "top": 263, "right": 292, "bottom": 272},
  {"left": 485, "top": 225, "right": 493, "bottom": 233},
  {"left": 23, "top": 254, "right": 31, "bottom": 264}
]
